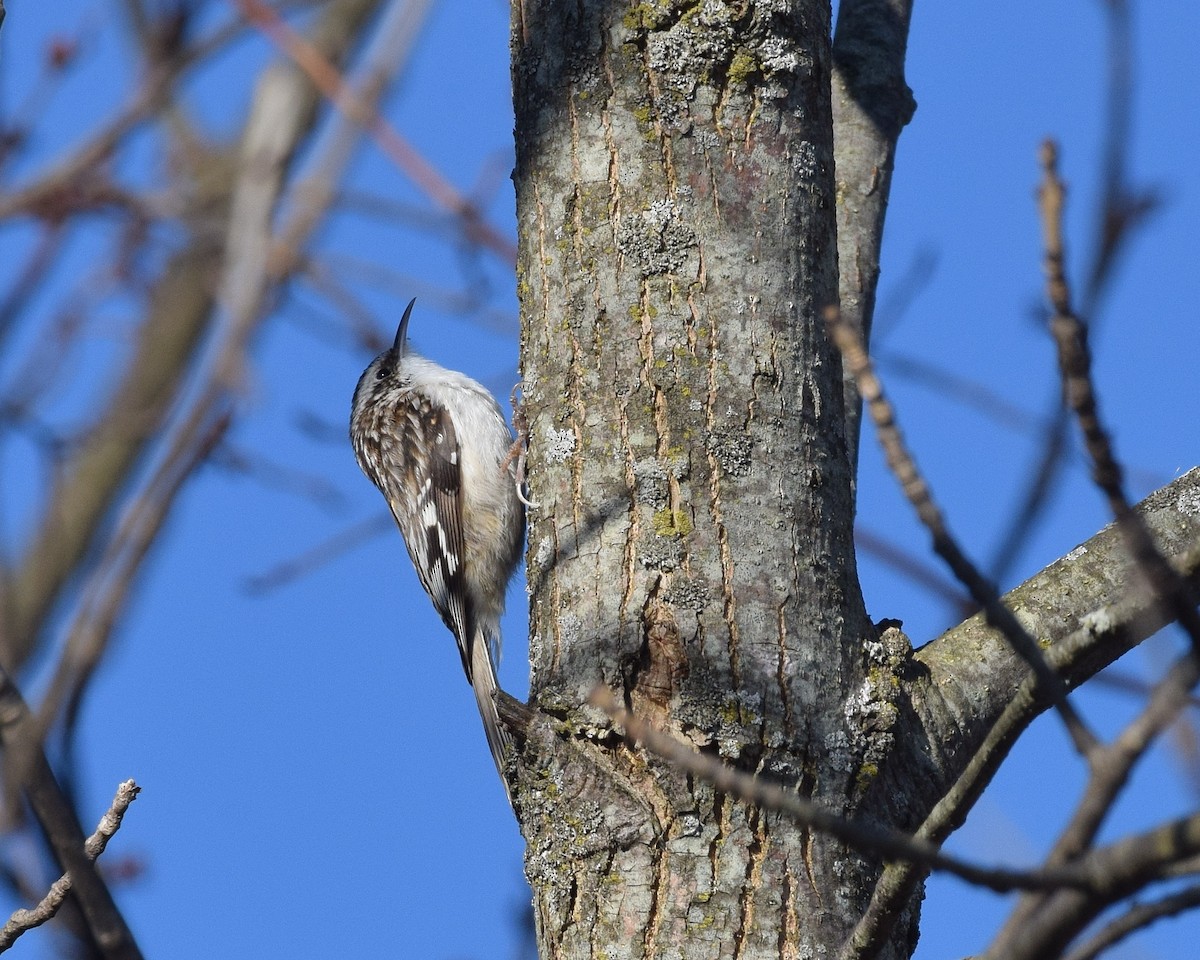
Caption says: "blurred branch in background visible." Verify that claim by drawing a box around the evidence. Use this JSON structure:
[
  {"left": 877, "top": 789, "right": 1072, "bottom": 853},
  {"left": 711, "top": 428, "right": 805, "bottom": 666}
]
[
  {"left": 986, "top": 0, "right": 1159, "bottom": 584},
  {"left": 0, "top": 0, "right": 518, "bottom": 951}
]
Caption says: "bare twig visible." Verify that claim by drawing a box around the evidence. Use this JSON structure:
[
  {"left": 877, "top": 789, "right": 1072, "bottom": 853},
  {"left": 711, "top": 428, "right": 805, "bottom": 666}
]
[
  {"left": 33, "top": 412, "right": 231, "bottom": 751},
  {"left": 847, "top": 539, "right": 1200, "bottom": 960},
  {"left": 977, "top": 139, "right": 1200, "bottom": 960},
  {"left": 269, "top": 0, "right": 436, "bottom": 278},
  {"left": 854, "top": 525, "right": 972, "bottom": 615},
  {"left": 1038, "top": 140, "right": 1200, "bottom": 652},
  {"left": 987, "top": 812, "right": 1200, "bottom": 960},
  {"left": 0, "top": 226, "right": 66, "bottom": 352},
  {"left": 878, "top": 349, "right": 1048, "bottom": 436},
  {"left": 245, "top": 514, "right": 392, "bottom": 594},
  {"left": 987, "top": 0, "right": 1157, "bottom": 583},
  {"left": 0, "top": 780, "right": 141, "bottom": 953},
  {"left": 0, "top": 667, "right": 142, "bottom": 959},
  {"left": 212, "top": 442, "right": 346, "bottom": 511}
]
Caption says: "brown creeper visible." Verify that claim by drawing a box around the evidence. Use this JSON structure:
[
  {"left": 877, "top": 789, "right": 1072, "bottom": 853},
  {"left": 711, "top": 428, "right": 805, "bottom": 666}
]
[{"left": 350, "top": 299, "right": 524, "bottom": 800}]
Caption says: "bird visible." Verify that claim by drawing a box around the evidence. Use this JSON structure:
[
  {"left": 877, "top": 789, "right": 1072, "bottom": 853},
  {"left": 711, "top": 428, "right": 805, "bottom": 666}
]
[{"left": 350, "top": 299, "right": 525, "bottom": 800}]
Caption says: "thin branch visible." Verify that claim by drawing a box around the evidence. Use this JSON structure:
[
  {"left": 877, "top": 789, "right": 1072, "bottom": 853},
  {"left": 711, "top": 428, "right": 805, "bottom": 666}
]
[
  {"left": 1091, "top": 666, "right": 1200, "bottom": 710},
  {"left": 244, "top": 514, "right": 391, "bottom": 594},
  {"left": 995, "top": 142, "right": 1200, "bottom": 872},
  {"left": 602, "top": 676, "right": 1200, "bottom": 960},
  {"left": 854, "top": 525, "right": 972, "bottom": 614},
  {"left": 33, "top": 412, "right": 230, "bottom": 752},
  {"left": 6, "top": 0, "right": 388, "bottom": 664},
  {"left": 269, "top": 0, "right": 436, "bottom": 278},
  {"left": 979, "top": 140, "right": 1200, "bottom": 960},
  {"left": 878, "top": 349, "right": 1049, "bottom": 437},
  {"left": 0, "top": 780, "right": 141, "bottom": 953},
  {"left": 211, "top": 442, "right": 346, "bottom": 512},
  {"left": 985, "top": 811, "right": 1200, "bottom": 960},
  {"left": 0, "top": 225, "right": 66, "bottom": 353},
  {"left": 826, "top": 306, "right": 1099, "bottom": 757},
  {"left": 307, "top": 252, "right": 518, "bottom": 339}
]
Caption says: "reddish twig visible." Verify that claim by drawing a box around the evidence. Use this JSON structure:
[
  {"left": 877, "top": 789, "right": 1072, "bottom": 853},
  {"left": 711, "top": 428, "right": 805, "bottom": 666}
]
[{"left": 234, "top": 0, "right": 516, "bottom": 263}]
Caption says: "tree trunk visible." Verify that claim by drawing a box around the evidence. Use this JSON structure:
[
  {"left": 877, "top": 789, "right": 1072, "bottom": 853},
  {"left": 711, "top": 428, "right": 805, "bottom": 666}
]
[{"left": 510, "top": 2, "right": 910, "bottom": 956}]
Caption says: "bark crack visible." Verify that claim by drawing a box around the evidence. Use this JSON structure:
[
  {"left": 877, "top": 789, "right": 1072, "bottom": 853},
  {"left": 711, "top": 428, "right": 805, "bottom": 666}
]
[
  {"left": 779, "top": 857, "right": 797, "bottom": 960},
  {"left": 732, "top": 806, "right": 767, "bottom": 960},
  {"left": 620, "top": 402, "right": 640, "bottom": 630},
  {"left": 643, "top": 837, "right": 668, "bottom": 960},
  {"left": 776, "top": 602, "right": 795, "bottom": 738},
  {"left": 703, "top": 303, "right": 741, "bottom": 688}
]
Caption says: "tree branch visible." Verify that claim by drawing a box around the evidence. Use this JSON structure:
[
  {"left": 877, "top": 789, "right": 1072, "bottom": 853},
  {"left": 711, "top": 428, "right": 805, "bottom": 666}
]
[
  {"left": 592, "top": 688, "right": 1200, "bottom": 898},
  {"left": 916, "top": 469, "right": 1200, "bottom": 791},
  {"left": 1038, "top": 139, "right": 1200, "bottom": 652},
  {"left": 987, "top": 0, "right": 1157, "bottom": 582},
  {"left": 831, "top": 0, "right": 916, "bottom": 478},
  {"left": 987, "top": 814, "right": 1200, "bottom": 960},
  {"left": 848, "top": 479, "right": 1200, "bottom": 959},
  {"left": 828, "top": 307, "right": 1098, "bottom": 755}
]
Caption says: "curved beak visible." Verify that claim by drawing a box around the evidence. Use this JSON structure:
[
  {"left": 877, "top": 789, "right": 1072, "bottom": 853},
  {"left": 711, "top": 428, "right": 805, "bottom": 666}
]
[{"left": 392, "top": 298, "right": 416, "bottom": 357}]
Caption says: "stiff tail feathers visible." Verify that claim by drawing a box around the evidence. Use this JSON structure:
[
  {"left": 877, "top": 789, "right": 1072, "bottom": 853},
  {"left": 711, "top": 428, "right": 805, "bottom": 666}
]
[{"left": 471, "top": 628, "right": 514, "bottom": 806}]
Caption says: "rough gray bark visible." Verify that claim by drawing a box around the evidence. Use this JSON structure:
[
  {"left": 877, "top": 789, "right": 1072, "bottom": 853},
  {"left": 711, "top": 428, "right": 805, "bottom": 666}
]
[
  {"left": 507, "top": 2, "right": 1200, "bottom": 959},
  {"left": 510, "top": 1, "right": 901, "bottom": 957}
]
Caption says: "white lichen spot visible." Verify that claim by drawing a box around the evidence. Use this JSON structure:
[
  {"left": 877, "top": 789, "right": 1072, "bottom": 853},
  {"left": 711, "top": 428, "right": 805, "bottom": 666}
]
[
  {"left": 791, "top": 140, "right": 818, "bottom": 179},
  {"left": 647, "top": 198, "right": 676, "bottom": 227},
  {"left": 692, "top": 130, "right": 720, "bottom": 155},
  {"left": 533, "top": 536, "right": 553, "bottom": 570},
  {"left": 542, "top": 423, "right": 577, "bottom": 463},
  {"left": 822, "top": 728, "right": 854, "bottom": 772},
  {"left": 843, "top": 678, "right": 873, "bottom": 721},
  {"left": 1065, "top": 544, "right": 1088, "bottom": 561},
  {"left": 558, "top": 612, "right": 583, "bottom": 645},
  {"left": 1081, "top": 607, "right": 1115, "bottom": 636},
  {"left": 1179, "top": 488, "right": 1200, "bottom": 517},
  {"left": 758, "top": 35, "right": 799, "bottom": 74}
]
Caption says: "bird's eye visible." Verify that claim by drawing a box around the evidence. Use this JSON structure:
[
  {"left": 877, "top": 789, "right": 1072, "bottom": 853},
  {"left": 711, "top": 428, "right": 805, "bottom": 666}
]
[{"left": 375, "top": 364, "right": 391, "bottom": 381}]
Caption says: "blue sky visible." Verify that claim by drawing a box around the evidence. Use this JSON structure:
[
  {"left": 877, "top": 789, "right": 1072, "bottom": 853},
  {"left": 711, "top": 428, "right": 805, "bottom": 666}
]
[{"left": 1, "top": 1, "right": 1198, "bottom": 958}]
